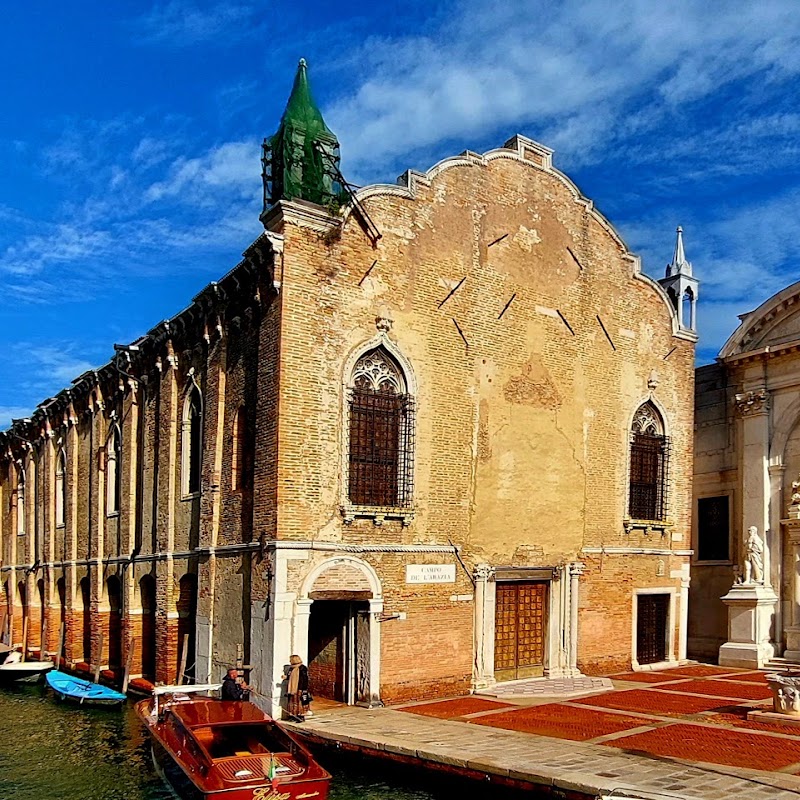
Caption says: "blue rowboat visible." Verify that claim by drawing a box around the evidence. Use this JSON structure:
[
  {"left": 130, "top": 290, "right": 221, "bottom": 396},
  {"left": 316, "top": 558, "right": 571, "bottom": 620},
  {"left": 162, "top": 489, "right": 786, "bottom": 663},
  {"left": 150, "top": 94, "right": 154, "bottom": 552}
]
[{"left": 45, "top": 670, "right": 127, "bottom": 707}]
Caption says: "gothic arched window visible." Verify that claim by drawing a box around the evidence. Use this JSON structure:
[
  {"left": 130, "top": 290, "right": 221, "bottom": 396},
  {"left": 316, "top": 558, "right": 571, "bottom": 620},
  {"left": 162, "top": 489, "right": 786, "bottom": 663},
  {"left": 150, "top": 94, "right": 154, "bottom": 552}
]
[
  {"left": 55, "top": 448, "right": 66, "bottom": 527},
  {"left": 182, "top": 386, "right": 203, "bottom": 496},
  {"left": 231, "top": 406, "right": 246, "bottom": 491},
  {"left": 347, "top": 347, "right": 414, "bottom": 508},
  {"left": 106, "top": 426, "right": 121, "bottom": 515},
  {"left": 16, "top": 467, "right": 25, "bottom": 537},
  {"left": 628, "top": 402, "right": 670, "bottom": 521}
]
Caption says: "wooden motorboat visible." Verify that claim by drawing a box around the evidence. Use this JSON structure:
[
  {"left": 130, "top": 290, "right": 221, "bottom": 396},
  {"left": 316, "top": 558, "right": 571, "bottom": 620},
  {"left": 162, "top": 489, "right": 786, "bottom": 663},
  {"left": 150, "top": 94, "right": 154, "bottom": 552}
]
[
  {"left": 46, "top": 670, "right": 127, "bottom": 706},
  {"left": 0, "top": 651, "right": 53, "bottom": 682},
  {"left": 136, "top": 684, "right": 331, "bottom": 800}
]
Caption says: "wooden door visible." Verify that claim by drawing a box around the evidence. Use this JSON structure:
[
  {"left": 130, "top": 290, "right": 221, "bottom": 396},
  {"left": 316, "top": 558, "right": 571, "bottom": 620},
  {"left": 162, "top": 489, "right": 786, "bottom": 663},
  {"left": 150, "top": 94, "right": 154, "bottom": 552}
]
[
  {"left": 494, "top": 581, "right": 547, "bottom": 681},
  {"left": 637, "top": 594, "right": 669, "bottom": 665}
]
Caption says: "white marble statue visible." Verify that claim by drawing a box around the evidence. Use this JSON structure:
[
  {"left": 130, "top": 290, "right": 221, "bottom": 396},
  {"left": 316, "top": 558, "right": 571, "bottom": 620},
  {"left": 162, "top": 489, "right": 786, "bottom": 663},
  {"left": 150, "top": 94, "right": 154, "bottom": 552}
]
[{"left": 743, "top": 525, "right": 764, "bottom": 585}]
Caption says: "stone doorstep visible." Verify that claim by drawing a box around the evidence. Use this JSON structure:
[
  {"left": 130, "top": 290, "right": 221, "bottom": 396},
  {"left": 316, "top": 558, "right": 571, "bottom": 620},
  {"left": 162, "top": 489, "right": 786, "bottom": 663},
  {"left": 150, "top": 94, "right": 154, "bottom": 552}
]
[{"left": 476, "top": 676, "right": 615, "bottom": 697}]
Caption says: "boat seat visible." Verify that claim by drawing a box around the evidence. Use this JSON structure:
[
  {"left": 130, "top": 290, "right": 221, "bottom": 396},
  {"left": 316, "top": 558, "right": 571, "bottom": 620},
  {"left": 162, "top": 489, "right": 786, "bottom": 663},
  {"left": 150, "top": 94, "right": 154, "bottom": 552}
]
[{"left": 193, "top": 727, "right": 216, "bottom": 752}]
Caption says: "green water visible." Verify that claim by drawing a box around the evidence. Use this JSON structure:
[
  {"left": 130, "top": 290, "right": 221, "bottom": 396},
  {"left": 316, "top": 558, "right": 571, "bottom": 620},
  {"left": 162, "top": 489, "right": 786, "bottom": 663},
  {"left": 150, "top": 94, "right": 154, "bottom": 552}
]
[{"left": 0, "top": 684, "right": 526, "bottom": 800}]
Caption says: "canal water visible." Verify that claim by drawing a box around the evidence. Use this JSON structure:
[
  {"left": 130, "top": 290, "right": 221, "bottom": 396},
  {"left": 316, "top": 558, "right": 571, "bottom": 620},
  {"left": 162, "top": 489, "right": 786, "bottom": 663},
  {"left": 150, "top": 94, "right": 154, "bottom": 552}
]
[{"left": 0, "top": 684, "right": 530, "bottom": 799}]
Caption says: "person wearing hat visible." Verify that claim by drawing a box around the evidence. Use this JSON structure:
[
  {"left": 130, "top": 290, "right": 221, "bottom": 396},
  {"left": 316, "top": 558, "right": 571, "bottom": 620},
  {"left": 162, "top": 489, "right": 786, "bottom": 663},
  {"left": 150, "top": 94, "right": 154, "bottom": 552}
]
[{"left": 221, "top": 667, "right": 251, "bottom": 701}]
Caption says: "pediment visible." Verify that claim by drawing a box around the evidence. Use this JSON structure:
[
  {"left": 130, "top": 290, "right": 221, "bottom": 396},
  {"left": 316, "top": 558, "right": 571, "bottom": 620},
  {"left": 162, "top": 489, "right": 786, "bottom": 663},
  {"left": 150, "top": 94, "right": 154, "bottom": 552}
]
[{"left": 720, "top": 281, "right": 800, "bottom": 358}]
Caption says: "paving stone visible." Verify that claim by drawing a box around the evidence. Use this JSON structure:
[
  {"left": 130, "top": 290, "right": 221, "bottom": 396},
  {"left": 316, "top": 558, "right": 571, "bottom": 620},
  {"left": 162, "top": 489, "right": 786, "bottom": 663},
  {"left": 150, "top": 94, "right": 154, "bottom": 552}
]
[{"left": 294, "top": 707, "right": 800, "bottom": 799}]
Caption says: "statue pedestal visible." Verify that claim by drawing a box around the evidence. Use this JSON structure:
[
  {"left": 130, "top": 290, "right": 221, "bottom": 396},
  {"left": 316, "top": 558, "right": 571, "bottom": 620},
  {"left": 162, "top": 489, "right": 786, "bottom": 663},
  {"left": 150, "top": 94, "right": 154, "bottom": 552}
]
[
  {"left": 784, "top": 627, "right": 800, "bottom": 661},
  {"left": 718, "top": 583, "right": 778, "bottom": 668}
]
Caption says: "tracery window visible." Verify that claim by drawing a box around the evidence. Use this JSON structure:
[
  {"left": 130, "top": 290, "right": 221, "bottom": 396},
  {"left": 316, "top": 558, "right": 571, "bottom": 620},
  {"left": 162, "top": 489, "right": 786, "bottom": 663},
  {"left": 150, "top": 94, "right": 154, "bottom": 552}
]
[
  {"left": 347, "top": 347, "right": 414, "bottom": 508},
  {"left": 182, "top": 386, "right": 203, "bottom": 496},
  {"left": 55, "top": 448, "right": 66, "bottom": 527},
  {"left": 628, "top": 402, "right": 670, "bottom": 522},
  {"left": 106, "top": 426, "right": 121, "bottom": 515}
]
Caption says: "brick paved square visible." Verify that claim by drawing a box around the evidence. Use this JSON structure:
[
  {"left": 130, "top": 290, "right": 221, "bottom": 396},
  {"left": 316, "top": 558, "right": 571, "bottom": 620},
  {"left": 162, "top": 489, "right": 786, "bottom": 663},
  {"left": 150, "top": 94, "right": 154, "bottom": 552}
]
[
  {"left": 470, "top": 702, "right": 653, "bottom": 741},
  {"left": 654, "top": 679, "right": 773, "bottom": 701},
  {"left": 603, "top": 722, "right": 800, "bottom": 771},
  {"left": 573, "top": 689, "right": 729, "bottom": 716}
]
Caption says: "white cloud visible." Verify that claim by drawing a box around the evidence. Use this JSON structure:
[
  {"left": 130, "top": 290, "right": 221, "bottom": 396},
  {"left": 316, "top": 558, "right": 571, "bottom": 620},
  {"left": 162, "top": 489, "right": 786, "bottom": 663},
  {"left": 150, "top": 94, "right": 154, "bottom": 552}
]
[
  {"left": 25, "top": 346, "right": 98, "bottom": 384},
  {"left": 326, "top": 0, "right": 800, "bottom": 177},
  {"left": 136, "top": 1, "right": 256, "bottom": 46},
  {"left": 145, "top": 141, "right": 260, "bottom": 202}
]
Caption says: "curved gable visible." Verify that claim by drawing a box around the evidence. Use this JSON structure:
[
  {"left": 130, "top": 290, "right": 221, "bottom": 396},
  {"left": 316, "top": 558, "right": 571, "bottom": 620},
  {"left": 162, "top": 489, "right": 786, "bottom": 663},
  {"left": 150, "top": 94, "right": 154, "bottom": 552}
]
[
  {"left": 720, "top": 281, "right": 800, "bottom": 358},
  {"left": 347, "top": 134, "right": 678, "bottom": 333}
]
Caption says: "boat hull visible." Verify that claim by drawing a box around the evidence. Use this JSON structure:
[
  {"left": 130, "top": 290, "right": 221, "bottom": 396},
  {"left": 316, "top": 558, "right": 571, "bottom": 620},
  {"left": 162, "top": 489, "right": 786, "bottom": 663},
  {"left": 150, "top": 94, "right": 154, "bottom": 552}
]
[
  {"left": 136, "top": 695, "right": 330, "bottom": 800},
  {"left": 0, "top": 661, "right": 53, "bottom": 683},
  {"left": 45, "top": 670, "right": 126, "bottom": 707}
]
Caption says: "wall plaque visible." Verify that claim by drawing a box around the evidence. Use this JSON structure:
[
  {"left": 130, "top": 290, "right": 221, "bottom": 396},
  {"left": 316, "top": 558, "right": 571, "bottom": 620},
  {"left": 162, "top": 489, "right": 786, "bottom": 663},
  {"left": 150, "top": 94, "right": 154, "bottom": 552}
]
[{"left": 405, "top": 564, "right": 456, "bottom": 584}]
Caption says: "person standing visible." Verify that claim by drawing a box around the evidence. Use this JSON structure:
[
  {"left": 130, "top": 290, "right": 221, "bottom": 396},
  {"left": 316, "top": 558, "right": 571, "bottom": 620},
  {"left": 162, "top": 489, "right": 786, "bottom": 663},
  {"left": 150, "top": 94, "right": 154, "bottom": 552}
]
[
  {"left": 283, "top": 654, "right": 311, "bottom": 721},
  {"left": 221, "top": 667, "right": 251, "bottom": 701}
]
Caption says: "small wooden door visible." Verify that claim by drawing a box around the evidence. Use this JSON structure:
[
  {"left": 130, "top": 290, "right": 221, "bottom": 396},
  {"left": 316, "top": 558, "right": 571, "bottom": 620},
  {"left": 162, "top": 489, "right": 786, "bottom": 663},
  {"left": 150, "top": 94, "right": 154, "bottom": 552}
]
[
  {"left": 494, "top": 581, "right": 547, "bottom": 681},
  {"left": 637, "top": 594, "right": 669, "bottom": 665}
]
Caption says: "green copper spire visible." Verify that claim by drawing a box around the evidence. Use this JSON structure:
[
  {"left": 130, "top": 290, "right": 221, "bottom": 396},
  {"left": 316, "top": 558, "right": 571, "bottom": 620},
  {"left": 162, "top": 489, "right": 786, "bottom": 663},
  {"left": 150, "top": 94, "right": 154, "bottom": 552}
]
[{"left": 261, "top": 59, "right": 343, "bottom": 210}]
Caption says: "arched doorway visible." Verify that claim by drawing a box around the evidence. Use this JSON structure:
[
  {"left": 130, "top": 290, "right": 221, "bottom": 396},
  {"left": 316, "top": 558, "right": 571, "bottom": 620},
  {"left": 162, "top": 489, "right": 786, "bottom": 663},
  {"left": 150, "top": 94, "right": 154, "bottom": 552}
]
[
  {"left": 301, "top": 557, "right": 382, "bottom": 707},
  {"left": 139, "top": 574, "right": 156, "bottom": 680},
  {"left": 2, "top": 581, "right": 11, "bottom": 645},
  {"left": 36, "top": 578, "right": 45, "bottom": 656},
  {"left": 177, "top": 574, "right": 197, "bottom": 683},
  {"left": 106, "top": 575, "right": 122, "bottom": 669},
  {"left": 56, "top": 577, "right": 66, "bottom": 664},
  {"left": 17, "top": 581, "right": 27, "bottom": 652},
  {"left": 79, "top": 577, "right": 91, "bottom": 664}
]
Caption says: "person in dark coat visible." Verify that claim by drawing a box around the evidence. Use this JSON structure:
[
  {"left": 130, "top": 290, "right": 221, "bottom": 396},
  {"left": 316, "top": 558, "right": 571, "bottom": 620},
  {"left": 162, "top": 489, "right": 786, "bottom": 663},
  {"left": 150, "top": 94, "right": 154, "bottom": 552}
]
[
  {"left": 283, "top": 654, "right": 311, "bottom": 721},
  {"left": 221, "top": 667, "right": 250, "bottom": 701}
]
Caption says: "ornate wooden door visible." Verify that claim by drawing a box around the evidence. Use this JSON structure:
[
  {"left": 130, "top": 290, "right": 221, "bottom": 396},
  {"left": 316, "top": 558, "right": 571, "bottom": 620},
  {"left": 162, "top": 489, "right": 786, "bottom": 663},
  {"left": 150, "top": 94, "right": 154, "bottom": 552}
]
[
  {"left": 494, "top": 581, "right": 547, "bottom": 681},
  {"left": 636, "top": 594, "right": 669, "bottom": 665}
]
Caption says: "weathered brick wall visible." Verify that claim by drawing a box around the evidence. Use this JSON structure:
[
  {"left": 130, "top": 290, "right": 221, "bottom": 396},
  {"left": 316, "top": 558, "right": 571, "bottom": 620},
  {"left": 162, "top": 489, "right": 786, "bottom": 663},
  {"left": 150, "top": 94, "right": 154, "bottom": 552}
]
[{"left": 270, "top": 142, "right": 695, "bottom": 680}]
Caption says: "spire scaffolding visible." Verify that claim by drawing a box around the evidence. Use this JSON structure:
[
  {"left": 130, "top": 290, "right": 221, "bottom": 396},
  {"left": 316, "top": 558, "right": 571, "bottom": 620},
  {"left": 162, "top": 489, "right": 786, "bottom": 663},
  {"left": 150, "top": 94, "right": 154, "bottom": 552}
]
[{"left": 261, "top": 59, "right": 344, "bottom": 211}]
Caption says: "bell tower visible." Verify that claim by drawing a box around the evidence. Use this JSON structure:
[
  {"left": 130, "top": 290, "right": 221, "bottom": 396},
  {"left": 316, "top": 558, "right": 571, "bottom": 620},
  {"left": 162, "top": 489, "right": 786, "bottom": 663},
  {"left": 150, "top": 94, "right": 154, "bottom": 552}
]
[
  {"left": 658, "top": 226, "right": 699, "bottom": 332},
  {"left": 260, "top": 59, "right": 343, "bottom": 216}
]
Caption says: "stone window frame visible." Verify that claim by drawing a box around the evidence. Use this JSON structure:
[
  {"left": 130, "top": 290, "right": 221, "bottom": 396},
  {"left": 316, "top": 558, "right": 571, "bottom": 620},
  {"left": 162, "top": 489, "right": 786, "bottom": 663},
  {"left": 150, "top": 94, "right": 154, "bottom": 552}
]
[
  {"left": 105, "top": 424, "right": 122, "bottom": 517},
  {"left": 55, "top": 446, "right": 67, "bottom": 528},
  {"left": 624, "top": 399, "right": 672, "bottom": 535},
  {"left": 340, "top": 332, "right": 416, "bottom": 526},
  {"left": 181, "top": 376, "right": 203, "bottom": 500},
  {"left": 231, "top": 405, "right": 246, "bottom": 492},
  {"left": 693, "top": 492, "right": 733, "bottom": 565},
  {"left": 16, "top": 462, "right": 26, "bottom": 537}
]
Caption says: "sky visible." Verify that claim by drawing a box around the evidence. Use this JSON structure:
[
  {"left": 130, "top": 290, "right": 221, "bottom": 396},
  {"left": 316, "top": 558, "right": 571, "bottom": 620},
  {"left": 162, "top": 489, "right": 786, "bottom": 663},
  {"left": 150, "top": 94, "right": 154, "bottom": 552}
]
[{"left": 2, "top": 0, "right": 800, "bottom": 427}]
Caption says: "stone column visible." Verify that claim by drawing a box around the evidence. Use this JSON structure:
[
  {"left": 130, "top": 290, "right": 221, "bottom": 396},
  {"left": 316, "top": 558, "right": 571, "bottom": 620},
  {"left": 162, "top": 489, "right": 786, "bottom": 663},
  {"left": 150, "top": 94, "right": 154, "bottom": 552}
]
[
  {"left": 367, "top": 597, "right": 383, "bottom": 707},
  {"left": 783, "top": 503, "right": 800, "bottom": 660},
  {"left": 737, "top": 389, "right": 772, "bottom": 583},
  {"left": 679, "top": 576, "right": 690, "bottom": 662},
  {"left": 718, "top": 388, "right": 779, "bottom": 669},
  {"left": 472, "top": 563, "right": 496, "bottom": 689},
  {"left": 568, "top": 562, "right": 585, "bottom": 677}
]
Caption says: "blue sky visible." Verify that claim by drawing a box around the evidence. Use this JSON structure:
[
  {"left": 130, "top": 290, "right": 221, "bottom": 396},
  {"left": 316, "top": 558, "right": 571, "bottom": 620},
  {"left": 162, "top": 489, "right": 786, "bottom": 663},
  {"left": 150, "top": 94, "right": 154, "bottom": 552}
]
[{"left": 2, "top": 1, "right": 800, "bottom": 426}]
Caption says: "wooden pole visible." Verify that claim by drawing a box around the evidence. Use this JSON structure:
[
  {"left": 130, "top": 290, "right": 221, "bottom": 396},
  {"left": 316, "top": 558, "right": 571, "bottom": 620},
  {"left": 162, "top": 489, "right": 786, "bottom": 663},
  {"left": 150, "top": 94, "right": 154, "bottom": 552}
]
[
  {"left": 55, "top": 622, "right": 65, "bottom": 669},
  {"left": 122, "top": 645, "right": 134, "bottom": 694},
  {"left": 94, "top": 630, "right": 104, "bottom": 684},
  {"left": 176, "top": 633, "right": 189, "bottom": 685},
  {"left": 21, "top": 617, "right": 28, "bottom": 662}
]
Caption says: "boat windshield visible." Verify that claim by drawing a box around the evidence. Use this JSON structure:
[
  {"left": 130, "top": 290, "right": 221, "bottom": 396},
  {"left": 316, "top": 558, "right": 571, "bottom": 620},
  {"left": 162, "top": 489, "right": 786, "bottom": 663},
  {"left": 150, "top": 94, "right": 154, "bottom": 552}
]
[{"left": 192, "top": 722, "right": 301, "bottom": 762}]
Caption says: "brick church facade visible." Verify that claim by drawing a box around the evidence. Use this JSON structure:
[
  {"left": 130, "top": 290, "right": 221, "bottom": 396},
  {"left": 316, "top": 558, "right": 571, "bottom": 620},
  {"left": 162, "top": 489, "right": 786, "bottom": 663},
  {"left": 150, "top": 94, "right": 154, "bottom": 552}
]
[{"left": 0, "top": 61, "right": 698, "bottom": 713}]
